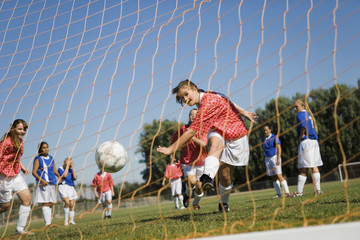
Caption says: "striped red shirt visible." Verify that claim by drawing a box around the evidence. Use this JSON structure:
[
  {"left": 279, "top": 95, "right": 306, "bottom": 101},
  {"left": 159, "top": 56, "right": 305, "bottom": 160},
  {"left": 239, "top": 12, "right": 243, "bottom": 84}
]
[
  {"left": 0, "top": 137, "right": 23, "bottom": 177},
  {"left": 164, "top": 163, "right": 183, "bottom": 180},
  {"left": 92, "top": 172, "right": 114, "bottom": 193},
  {"left": 189, "top": 92, "right": 248, "bottom": 140}
]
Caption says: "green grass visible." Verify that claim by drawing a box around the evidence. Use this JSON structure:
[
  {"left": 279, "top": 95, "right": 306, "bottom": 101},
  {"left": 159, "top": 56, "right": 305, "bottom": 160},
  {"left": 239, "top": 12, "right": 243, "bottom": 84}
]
[{"left": 1, "top": 179, "right": 359, "bottom": 239}]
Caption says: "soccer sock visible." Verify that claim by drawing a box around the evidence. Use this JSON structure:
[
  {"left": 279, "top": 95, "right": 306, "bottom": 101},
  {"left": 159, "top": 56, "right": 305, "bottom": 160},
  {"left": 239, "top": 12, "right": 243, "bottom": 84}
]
[
  {"left": 192, "top": 191, "right": 204, "bottom": 206},
  {"left": 219, "top": 183, "right": 233, "bottom": 204},
  {"left": 69, "top": 211, "right": 75, "bottom": 222},
  {"left": 178, "top": 195, "right": 184, "bottom": 207},
  {"left": 273, "top": 180, "right": 282, "bottom": 196},
  {"left": 312, "top": 172, "right": 321, "bottom": 191},
  {"left": 42, "top": 206, "right": 52, "bottom": 226},
  {"left": 281, "top": 180, "right": 290, "bottom": 194},
  {"left": 296, "top": 175, "right": 307, "bottom": 194},
  {"left": 173, "top": 197, "right": 179, "bottom": 209},
  {"left": 105, "top": 203, "right": 112, "bottom": 216},
  {"left": 63, "top": 207, "right": 69, "bottom": 224},
  {"left": 16, "top": 205, "right": 30, "bottom": 231},
  {"left": 204, "top": 156, "right": 220, "bottom": 179}
]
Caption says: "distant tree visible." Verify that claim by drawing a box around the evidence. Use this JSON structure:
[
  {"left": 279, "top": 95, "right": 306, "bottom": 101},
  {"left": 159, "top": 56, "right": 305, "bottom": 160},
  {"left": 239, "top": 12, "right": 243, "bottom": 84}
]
[{"left": 137, "top": 119, "right": 181, "bottom": 191}]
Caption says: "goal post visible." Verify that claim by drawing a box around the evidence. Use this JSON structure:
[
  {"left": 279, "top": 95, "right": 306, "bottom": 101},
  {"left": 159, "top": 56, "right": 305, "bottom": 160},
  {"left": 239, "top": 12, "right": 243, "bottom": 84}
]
[{"left": 338, "top": 162, "right": 360, "bottom": 182}]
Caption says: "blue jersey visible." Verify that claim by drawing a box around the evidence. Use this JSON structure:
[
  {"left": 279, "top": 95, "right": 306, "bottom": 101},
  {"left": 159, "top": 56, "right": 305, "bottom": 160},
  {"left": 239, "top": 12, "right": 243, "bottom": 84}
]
[
  {"left": 58, "top": 166, "right": 76, "bottom": 186},
  {"left": 296, "top": 110, "right": 318, "bottom": 141},
  {"left": 35, "top": 155, "right": 57, "bottom": 185},
  {"left": 262, "top": 133, "right": 281, "bottom": 157}
]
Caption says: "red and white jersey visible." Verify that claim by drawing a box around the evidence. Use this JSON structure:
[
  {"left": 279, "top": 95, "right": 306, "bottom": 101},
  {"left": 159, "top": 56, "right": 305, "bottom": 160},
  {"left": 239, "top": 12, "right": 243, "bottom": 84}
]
[
  {"left": 189, "top": 92, "right": 247, "bottom": 140},
  {"left": 164, "top": 162, "right": 183, "bottom": 180},
  {"left": 0, "top": 137, "right": 23, "bottom": 177},
  {"left": 92, "top": 172, "right": 114, "bottom": 193},
  {"left": 170, "top": 125, "right": 206, "bottom": 166}
]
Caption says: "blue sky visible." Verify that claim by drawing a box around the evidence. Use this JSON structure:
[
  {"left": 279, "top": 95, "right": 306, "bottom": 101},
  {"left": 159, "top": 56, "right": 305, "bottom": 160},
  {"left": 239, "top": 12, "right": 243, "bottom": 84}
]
[{"left": 0, "top": 0, "right": 359, "bottom": 186}]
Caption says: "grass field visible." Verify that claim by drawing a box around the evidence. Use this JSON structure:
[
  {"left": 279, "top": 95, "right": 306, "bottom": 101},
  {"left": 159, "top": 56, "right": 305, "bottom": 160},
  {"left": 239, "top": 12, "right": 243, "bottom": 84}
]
[{"left": 1, "top": 179, "right": 359, "bottom": 240}]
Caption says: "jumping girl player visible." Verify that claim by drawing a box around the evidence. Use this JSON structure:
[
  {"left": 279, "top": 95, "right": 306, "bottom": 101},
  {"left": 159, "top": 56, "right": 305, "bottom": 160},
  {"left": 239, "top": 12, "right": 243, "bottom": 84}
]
[
  {"left": 58, "top": 157, "right": 77, "bottom": 225},
  {"left": 162, "top": 157, "right": 185, "bottom": 210},
  {"left": 262, "top": 125, "right": 290, "bottom": 198},
  {"left": 32, "top": 141, "right": 61, "bottom": 227},
  {"left": 292, "top": 99, "right": 323, "bottom": 197},
  {"left": 0, "top": 119, "right": 32, "bottom": 235},
  {"left": 170, "top": 109, "right": 207, "bottom": 210},
  {"left": 92, "top": 168, "right": 114, "bottom": 219},
  {"left": 157, "top": 80, "right": 257, "bottom": 212}
]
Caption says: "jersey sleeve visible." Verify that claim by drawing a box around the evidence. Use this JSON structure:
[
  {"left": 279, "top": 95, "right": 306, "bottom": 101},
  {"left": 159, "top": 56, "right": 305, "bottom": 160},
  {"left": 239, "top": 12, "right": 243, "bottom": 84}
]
[
  {"left": 91, "top": 176, "right": 98, "bottom": 187},
  {"left": 108, "top": 174, "right": 114, "bottom": 186}
]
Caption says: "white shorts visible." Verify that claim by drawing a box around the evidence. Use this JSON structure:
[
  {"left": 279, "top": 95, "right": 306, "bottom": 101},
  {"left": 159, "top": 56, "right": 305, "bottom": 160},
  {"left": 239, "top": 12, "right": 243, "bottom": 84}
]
[
  {"left": 170, "top": 178, "right": 182, "bottom": 196},
  {"left": 208, "top": 131, "right": 249, "bottom": 166},
  {"left": 98, "top": 190, "right": 112, "bottom": 204},
  {"left": 58, "top": 184, "right": 78, "bottom": 200},
  {"left": 265, "top": 155, "right": 282, "bottom": 176},
  {"left": 182, "top": 164, "right": 204, "bottom": 181},
  {"left": 35, "top": 184, "right": 57, "bottom": 203},
  {"left": 298, "top": 139, "right": 323, "bottom": 169},
  {"left": 0, "top": 174, "right": 28, "bottom": 203}
]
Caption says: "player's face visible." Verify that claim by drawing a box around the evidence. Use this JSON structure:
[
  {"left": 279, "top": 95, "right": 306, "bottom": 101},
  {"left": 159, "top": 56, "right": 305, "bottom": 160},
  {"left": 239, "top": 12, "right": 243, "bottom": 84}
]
[
  {"left": 264, "top": 126, "right": 271, "bottom": 137},
  {"left": 189, "top": 109, "right": 198, "bottom": 122},
  {"left": 39, "top": 143, "right": 49, "bottom": 156},
  {"left": 13, "top": 123, "right": 27, "bottom": 139},
  {"left": 177, "top": 86, "right": 199, "bottom": 106},
  {"left": 294, "top": 101, "right": 304, "bottom": 113}
]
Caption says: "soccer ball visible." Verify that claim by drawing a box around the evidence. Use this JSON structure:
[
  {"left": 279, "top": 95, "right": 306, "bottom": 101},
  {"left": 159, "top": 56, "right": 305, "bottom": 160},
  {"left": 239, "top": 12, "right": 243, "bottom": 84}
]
[{"left": 95, "top": 141, "right": 127, "bottom": 173}]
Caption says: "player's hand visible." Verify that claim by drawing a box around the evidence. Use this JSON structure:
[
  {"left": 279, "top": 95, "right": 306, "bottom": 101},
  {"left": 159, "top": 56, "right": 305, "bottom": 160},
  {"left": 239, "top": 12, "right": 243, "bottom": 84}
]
[
  {"left": 156, "top": 146, "right": 172, "bottom": 155},
  {"left": 41, "top": 180, "right": 48, "bottom": 186},
  {"left": 276, "top": 160, "right": 280, "bottom": 165},
  {"left": 244, "top": 111, "right": 258, "bottom": 123},
  {"left": 21, "top": 167, "right": 29, "bottom": 175}
]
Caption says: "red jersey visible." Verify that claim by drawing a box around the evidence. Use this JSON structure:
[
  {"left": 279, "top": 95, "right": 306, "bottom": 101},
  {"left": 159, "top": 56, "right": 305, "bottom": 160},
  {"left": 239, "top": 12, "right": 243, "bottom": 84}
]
[
  {"left": 170, "top": 125, "right": 206, "bottom": 166},
  {"left": 92, "top": 172, "right": 114, "bottom": 193},
  {"left": 164, "top": 163, "right": 183, "bottom": 180},
  {"left": 189, "top": 92, "right": 248, "bottom": 140},
  {"left": 0, "top": 137, "right": 23, "bottom": 177}
]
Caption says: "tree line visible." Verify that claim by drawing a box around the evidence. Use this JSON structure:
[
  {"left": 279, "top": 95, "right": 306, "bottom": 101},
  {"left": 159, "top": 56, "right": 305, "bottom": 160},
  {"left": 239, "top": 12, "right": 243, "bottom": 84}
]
[{"left": 136, "top": 82, "right": 360, "bottom": 193}]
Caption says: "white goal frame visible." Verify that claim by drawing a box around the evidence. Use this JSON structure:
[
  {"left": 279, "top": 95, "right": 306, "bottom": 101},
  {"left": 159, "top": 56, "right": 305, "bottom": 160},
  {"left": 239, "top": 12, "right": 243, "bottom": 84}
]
[{"left": 338, "top": 162, "right": 360, "bottom": 182}]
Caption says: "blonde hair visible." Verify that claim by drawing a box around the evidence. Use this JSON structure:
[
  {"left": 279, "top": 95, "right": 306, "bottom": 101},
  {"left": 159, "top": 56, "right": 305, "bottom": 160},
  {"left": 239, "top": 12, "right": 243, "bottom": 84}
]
[{"left": 295, "top": 99, "right": 318, "bottom": 133}]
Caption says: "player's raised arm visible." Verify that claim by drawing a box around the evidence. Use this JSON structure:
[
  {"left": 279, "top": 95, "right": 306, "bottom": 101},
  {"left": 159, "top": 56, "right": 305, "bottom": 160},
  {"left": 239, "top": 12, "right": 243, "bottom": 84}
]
[
  {"left": 233, "top": 103, "right": 258, "bottom": 123},
  {"left": 157, "top": 129, "right": 196, "bottom": 155}
]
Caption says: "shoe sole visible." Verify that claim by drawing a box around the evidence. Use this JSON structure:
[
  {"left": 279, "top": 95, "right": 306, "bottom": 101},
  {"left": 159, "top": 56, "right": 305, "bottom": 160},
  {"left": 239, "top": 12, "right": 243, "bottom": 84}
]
[{"left": 202, "top": 182, "right": 214, "bottom": 193}]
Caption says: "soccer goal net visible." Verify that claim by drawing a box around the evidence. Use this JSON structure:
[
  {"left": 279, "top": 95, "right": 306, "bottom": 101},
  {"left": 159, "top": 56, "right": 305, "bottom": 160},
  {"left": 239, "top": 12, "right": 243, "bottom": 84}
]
[{"left": 0, "top": 0, "right": 359, "bottom": 239}]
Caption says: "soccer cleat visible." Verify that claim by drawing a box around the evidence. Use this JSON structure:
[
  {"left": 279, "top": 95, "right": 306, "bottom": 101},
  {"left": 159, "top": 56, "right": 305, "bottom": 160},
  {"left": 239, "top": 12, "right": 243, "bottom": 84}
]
[
  {"left": 15, "top": 229, "right": 33, "bottom": 235},
  {"left": 183, "top": 194, "right": 190, "bottom": 208},
  {"left": 69, "top": 221, "right": 76, "bottom": 225},
  {"left": 64, "top": 221, "right": 69, "bottom": 226},
  {"left": 193, "top": 204, "right": 200, "bottom": 210},
  {"left": 315, "top": 190, "right": 322, "bottom": 196},
  {"left": 104, "top": 215, "right": 112, "bottom": 219},
  {"left": 273, "top": 194, "right": 281, "bottom": 198},
  {"left": 291, "top": 191, "right": 303, "bottom": 197},
  {"left": 200, "top": 174, "right": 215, "bottom": 193},
  {"left": 180, "top": 206, "right": 186, "bottom": 210},
  {"left": 218, "top": 203, "right": 230, "bottom": 213},
  {"left": 285, "top": 193, "right": 291, "bottom": 197}
]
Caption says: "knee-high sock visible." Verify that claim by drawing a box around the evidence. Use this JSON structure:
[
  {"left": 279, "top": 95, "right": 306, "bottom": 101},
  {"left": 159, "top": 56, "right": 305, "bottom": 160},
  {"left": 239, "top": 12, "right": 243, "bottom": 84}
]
[
  {"left": 192, "top": 192, "right": 204, "bottom": 206},
  {"left": 273, "top": 180, "right": 282, "bottom": 196},
  {"left": 280, "top": 180, "right": 290, "bottom": 194},
  {"left": 178, "top": 195, "right": 184, "bottom": 207},
  {"left": 69, "top": 210, "right": 75, "bottom": 222},
  {"left": 105, "top": 203, "right": 112, "bottom": 216},
  {"left": 16, "top": 205, "right": 30, "bottom": 231},
  {"left": 173, "top": 197, "right": 179, "bottom": 209},
  {"left": 296, "top": 175, "right": 307, "bottom": 194},
  {"left": 42, "top": 206, "right": 52, "bottom": 226},
  {"left": 63, "top": 207, "right": 69, "bottom": 223},
  {"left": 219, "top": 183, "right": 233, "bottom": 204},
  {"left": 312, "top": 172, "right": 321, "bottom": 191},
  {"left": 204, "top": 156, "right": 220, "bottom": 179}
]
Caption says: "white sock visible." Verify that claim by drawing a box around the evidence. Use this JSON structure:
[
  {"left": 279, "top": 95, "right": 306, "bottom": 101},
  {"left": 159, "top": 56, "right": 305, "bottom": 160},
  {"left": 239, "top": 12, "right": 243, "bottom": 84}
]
[
  {"left": 219, "top": 183, "right": 233, "bottom": 204},
  {"left": 63, "top": 207, "right": 69, "bottom": 224},
  {"left": 312, "top": 172, "right": 321, "bottom": 191},
  {"left": 16, "top": 205, "right": 30, "bottom": 231},
  {"left": 273, "top": 180, "right": 282, "bottom": 196},
  {"left": 178, "top": 195, "right": 184, "bottom": 207},
  {"left": 296, "top": 175, "right": 307, "bottom": 194},
  {"left": 192, "top": 191, "right": 204, "bottom": 206},
  {"left": 69, "top": 211, "right": 75, "bottom": 222},
  {"left": 173, "top": 197, "right": 179, "bottom": 209},
  {"left": 105, "top": 203, "right": 112, "bottom": 216},
  {"left": 281, "top": 180, "right": 290, "bottom": 194},
  {"left": 42, "top": 206, "right": 52, "bottom": 226},
  {"left": 204, "top": 156, "right": 220, "bottom": 179}
]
